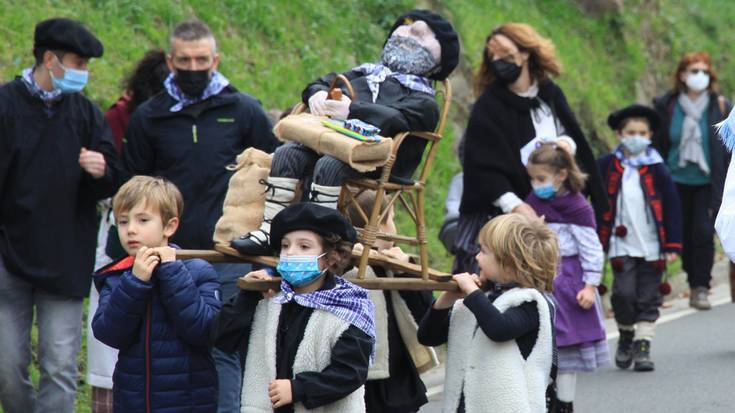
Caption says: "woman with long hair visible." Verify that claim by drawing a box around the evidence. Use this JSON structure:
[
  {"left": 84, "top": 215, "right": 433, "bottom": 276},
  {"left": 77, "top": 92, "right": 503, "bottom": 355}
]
[
  {"left": 652, "top": 51, "right": 731, "bottom": 310},
  {"left": 454, "top": 23, "right": 606, "bottom": 273}
]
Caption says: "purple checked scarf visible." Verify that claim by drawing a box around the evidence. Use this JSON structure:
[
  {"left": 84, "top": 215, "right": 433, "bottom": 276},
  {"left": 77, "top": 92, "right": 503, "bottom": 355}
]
[
  {"left": 275, "top": 276, "right": 376, "bottom": 356},
  {"left": 613, "top": 145, "right": 664, "bottom": 168},
  {"left": 353, "top": 63, "right": 435, "bottom": 102},
  {"left": 164, "top": 71, "right": 229, "bottom": 112}
]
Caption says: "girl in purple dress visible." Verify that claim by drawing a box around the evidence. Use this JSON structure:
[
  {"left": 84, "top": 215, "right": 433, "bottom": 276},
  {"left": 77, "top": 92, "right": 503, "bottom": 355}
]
[{"left": 526, "top": 143, "right": 610, "bottom": 413}]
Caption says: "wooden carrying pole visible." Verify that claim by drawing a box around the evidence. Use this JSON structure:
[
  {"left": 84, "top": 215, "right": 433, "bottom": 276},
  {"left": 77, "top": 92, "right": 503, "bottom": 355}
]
[{"left": 177, "top": 247, "right": 457, "bottom": 291}]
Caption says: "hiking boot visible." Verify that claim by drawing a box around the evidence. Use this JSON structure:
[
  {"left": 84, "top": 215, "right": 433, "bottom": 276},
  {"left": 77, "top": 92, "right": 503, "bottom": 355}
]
[
  {"left": 633, "top": 339, "right": 655, "bottom": 372},
  {"left": 615, "top": 329, "right": 635, "bottom": 369},
  {"left": 689, "top": 287, "right": 712, "bottom": 310},
  {"left": 554, "top": 400, "right": 574, "bottom": 413}
]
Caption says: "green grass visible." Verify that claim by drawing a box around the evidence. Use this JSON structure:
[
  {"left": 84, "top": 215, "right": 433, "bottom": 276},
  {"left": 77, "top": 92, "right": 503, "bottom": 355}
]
[
  {"left": 2, "top": 3, "right": 735, "bottom": 408},
  {"left": 4, "top": 1, "right": 734, "bottom": 273}
]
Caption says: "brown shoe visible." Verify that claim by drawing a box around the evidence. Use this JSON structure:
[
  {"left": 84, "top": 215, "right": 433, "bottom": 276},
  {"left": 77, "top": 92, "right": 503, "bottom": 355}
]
[{"left": 689, "top": 287, "right": 711, "bottom": 310}]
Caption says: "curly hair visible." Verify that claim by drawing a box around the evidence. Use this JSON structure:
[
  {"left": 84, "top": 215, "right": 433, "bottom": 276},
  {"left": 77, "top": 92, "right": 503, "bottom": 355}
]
[
  {"left": 528, "top": 142, "right": 588, "bottom": 193},
  {"left": 321, "top": 233, "right": 355, "bottom": 275},
  {"left": 474, "top": 23, "right": 562, "bottom": 97},
  {"left": 478, "top": 213, "right": 559, "bottom": 292},
  {"left": 123, "top": 49, "right": 169, "bottom": 112}
]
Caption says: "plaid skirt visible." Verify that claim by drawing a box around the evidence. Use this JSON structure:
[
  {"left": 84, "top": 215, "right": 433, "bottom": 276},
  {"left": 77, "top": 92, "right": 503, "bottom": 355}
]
[{"left": 91, "top": 386, "right": 113, "bottom": 413}]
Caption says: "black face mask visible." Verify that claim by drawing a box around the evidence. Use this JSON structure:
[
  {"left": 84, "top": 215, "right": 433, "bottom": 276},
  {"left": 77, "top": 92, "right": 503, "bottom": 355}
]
[
  {"left": 175, "top": 69, "right": 211, "bottom": 97},
  {"left": 491, "top": 59, "right": 522, "bottom": 84}
]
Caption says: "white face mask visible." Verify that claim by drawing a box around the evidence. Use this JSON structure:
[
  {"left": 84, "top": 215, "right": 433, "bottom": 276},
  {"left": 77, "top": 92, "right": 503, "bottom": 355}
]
[{"left": 686, "top": 71, "right": 710, "bottom": 93}]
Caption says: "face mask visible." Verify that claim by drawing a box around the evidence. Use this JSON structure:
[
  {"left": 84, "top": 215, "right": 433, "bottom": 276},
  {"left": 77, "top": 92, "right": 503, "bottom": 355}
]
[
  {"left": 532, "top": 183, "right": 557, "bottom": 200},
  {"left": 175, "top": 69, "right": 211, "bottom": 97},
  {"left": 50, "top": 60, "right": 88, "bottom": 94},
  {"left": 620, "top": 135, "right": 650, "bottom": 155},
  {"left": 491, "top": 59, "right": 522, "bottom": 84},
  {"left": 381, "top": 35, "right": 439, "bottom": 76},
  {"left": 277, "top": 253, "right": 326, "bottom": 287},
  {"left": 685, "top": 71, "right": 710, "bottom": 93}
]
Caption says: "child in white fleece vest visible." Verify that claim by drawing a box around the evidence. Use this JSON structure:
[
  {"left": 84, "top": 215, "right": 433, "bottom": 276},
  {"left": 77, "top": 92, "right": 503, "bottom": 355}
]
[{"left": 418, "top": 213, "right": 558, "bottom": 413}]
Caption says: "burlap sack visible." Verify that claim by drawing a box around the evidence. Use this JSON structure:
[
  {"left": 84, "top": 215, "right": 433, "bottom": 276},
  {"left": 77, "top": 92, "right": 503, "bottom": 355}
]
[
  {"left": 213, "top": 148, "right": 272, "bottom": 248},
  {"left": 273, "top": 113, "right": 393, "bottom": 172}
]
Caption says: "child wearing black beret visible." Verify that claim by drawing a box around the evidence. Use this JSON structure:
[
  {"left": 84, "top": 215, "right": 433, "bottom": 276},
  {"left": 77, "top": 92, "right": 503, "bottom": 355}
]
[
  {"left": 213, "top": 203, "right": 375, "bottom": 413},
  {"left": 597, "top": 104, "right": 682, "bottom": 372}
]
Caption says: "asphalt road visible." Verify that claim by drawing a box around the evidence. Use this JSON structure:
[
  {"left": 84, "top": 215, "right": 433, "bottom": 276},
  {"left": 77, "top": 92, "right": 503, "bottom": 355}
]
[{"left": 419, "top": 302, "right": 735, "bottom": 413}]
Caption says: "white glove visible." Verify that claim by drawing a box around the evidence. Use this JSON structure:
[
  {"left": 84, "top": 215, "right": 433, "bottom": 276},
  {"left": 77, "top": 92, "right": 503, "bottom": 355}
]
[
  {"left": 323, "top": 95, "right": 352, "bottom": 121},
  {"left": 308, "top": 90, "right": 329, "bottom": 116}
]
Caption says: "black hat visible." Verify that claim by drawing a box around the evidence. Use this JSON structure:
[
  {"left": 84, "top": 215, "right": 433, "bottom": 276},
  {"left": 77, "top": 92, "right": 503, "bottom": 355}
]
[
  {"left": 34, "top": 18, "right": 104, "bottom": 58},
  {"left": 387, "top": 10, "right": 460, "bottom": 81},
  {"left": 270, "top": 203, "right": 357, "bottom": 251},
  {"left": 607, "top": 104, "right": 661, "bottom": 132}
]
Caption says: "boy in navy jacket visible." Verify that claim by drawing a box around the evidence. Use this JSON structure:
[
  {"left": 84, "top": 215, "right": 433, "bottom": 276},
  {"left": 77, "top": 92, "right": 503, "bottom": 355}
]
[
  {"left": 92, "top": 176, "right": 221, "bottom": 413},
  {"left": 597, "top": 104, "right": 682, "bottom": 373}
]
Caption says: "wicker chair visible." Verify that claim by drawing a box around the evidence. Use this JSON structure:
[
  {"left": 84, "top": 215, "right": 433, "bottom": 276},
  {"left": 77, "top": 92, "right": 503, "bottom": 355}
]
[{"left": 338, "top": 79, "right": 452, "bottom": 280}]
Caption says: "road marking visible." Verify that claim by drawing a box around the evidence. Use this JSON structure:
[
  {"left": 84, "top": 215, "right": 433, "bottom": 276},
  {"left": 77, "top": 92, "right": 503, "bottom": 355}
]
[{"left": 604, "top": 296, "right": 732, "bottom": 341}]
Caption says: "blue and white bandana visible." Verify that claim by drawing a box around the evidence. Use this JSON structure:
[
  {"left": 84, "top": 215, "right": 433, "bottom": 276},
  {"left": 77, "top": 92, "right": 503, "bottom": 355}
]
[
  {"left": 164, "top": 71, "right": 230, "bottom": 112},
  {"left": 275, "top": 276, "right": 376, "bottom": 356},
  {"left": 353, "top": 63, "right": 434, "bottom": 103},
  {"left": 21, "top": 67, "right": 63, "bottom": 103},
  {"left": 614, "top": 145, "right": 664, "bottom": 167}
]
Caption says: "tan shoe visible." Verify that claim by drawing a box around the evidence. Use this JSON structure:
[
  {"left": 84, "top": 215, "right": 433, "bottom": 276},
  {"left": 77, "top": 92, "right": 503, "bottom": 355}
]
[{"left": 689, "top": 287, "right": 712, "bottom": 310}]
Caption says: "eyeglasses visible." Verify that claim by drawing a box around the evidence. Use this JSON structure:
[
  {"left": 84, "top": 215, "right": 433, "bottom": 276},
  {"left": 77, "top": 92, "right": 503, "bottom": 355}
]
[{"left": 688, "top": 68, "right": 710, "bottom": 75}]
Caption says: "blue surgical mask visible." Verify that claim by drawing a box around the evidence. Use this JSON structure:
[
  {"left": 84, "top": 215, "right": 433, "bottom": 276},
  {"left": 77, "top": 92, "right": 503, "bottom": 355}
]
[
  {"left": 50, "top": 60, "right": 89, "bottom": 94},
  {"left": 277, "top": 253, "right": 326, "bottom": 287},
  {"left": 620, "top": 135, "right": 650, "bottom": 155},
  {"left": 533, "top": 183, "right": 557, "bottom": 200}
]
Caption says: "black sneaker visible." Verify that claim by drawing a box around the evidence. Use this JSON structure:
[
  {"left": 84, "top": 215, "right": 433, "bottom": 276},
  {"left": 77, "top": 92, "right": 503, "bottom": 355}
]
[
  {"left": 633, "top": 339, "right": 655, "bottom": 372},
  {"left": 554, "top": 400, "right": 574, "bottom": 413},
  {"left": 231, "top": 231, "right": 271, "bottom": 256},
  {"left": 615, "top": 329, "right": 635, "bottom": 369}
]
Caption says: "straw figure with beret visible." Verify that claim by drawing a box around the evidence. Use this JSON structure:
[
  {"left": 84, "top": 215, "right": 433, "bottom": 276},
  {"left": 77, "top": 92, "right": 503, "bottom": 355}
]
[{"left": 232, "top": 9, "right": 460, "bottom": 256}]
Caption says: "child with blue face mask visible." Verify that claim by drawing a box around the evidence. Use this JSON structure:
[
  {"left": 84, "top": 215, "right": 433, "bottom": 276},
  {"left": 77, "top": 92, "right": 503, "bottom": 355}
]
[
  {"left": 597, "top": 104, "right": 682, "bottom": 374},
  {"left": 213, "top": 203, "right": 375, "bottom": 413},
  {"left": 525, "top": 143, "right": 610, "bottom": 412}
]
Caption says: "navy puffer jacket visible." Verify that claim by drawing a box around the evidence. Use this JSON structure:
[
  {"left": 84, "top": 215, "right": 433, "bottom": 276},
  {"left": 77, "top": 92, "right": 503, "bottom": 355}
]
[{"left": 92, "top": 255, "right": 221, "bottom": 413}]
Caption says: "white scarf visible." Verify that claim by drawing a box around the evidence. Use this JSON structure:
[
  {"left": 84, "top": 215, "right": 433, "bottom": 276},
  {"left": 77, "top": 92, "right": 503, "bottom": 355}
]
[{"left": 677, "top": 93, "right": 710, "bottom": 174}]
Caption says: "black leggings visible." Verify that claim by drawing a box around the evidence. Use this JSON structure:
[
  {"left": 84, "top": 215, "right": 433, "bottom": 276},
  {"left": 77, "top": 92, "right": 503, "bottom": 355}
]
[{"left": 676, "top": 183, "right": 715, "bottom": 289}]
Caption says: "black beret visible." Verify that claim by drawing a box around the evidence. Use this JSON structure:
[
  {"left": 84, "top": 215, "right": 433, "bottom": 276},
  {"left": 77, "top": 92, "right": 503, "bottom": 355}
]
[
  {"left": 270, "top": 203, "right": 357, "bottom": 251},
  {"left": 387, "top": 9, "right": 460, "bottom": 81},
  {"left": 607, "top": 104, "right": 661, "bottom": 132},
  {"left": 34, "top": 18, "right": 103, "bottom": 58}
]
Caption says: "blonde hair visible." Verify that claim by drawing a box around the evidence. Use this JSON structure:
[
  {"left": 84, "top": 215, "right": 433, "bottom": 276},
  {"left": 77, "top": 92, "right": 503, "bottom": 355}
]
[
  {"left": 474, "top": 22, "right": 562, "bottom": 97},
  {"left": 113, "top": 176, "right": 184, "bottom": 224},
  {"left": 528, "top": 142, "right": 588, "bottom": 193},
  {"left": 478, "top": 214, "right": 559, "bottom": 292}
]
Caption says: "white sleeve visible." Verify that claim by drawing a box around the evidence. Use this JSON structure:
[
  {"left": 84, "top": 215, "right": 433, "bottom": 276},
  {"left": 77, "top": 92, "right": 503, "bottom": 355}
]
[
  {"left": 493, "top": 192, "right": 524, "bottom": 214},
  {"left": 715, "top": 156, "right": 735, "bottom": 262},
  {"left": 570, "top": 224, "right": 605, "bottom": 285}
]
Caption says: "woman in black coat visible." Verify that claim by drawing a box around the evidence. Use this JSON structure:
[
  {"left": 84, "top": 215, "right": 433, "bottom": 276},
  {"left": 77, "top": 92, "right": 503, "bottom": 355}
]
[
  {"left": 454, "top": 22, "right": 607, "bottom": 273},
  {"left": 652, "top": 51, "right": 731, "bottom": 310}
]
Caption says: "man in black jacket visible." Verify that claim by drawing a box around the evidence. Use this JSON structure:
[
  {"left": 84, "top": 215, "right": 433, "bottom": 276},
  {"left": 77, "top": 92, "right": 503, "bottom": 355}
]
[
  {"left": 0, "top": 18, "right": 119, "bottom": 413},
  {"left": 121, "top": 20, "right": 277, "bottom": 413}
]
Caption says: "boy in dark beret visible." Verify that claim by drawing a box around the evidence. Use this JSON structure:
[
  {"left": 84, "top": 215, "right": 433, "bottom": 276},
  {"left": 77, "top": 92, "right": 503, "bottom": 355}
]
[
  {"left": 232, "top": 9, "right": 459, "bottom": 256},
  {"left": 597, "top": 104, "right": 682, "bottom": 373},
  {"left": 214, "top": 203, "right": 375, "bottom": 413},
  {"left": 0, "top": 17, "right": 119, "bottom": 413}
]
